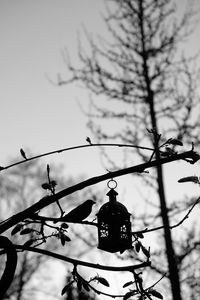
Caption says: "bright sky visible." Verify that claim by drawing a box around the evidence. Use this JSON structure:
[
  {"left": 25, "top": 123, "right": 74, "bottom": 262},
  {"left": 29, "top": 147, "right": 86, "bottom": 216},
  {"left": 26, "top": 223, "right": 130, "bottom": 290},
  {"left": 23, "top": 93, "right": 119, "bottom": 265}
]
[
  {"left": 0, "top": 0, "right": 200, "bottom": 207},
  {"left": 0, "top": 0, "right": 107, "bottom": 177},
  {"left": 0, "top": 0, "right": 200, "bottom": 174}
]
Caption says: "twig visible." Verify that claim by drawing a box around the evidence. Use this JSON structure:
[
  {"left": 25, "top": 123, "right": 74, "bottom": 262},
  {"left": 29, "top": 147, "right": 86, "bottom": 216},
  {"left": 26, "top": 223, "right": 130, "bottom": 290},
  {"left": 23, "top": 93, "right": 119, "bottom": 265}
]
[
  {"left": 13, "top": 244, "right": 150, "bottom": 271},
  {"left": 133, "top": 196, "right": 200, "bottom": 235},
  {"left": 31, "top": 215, "right": 98, "bottom": 226},
  {"left": 0, "top": 143, "right": 155, "bottom": 172},
  {"left": 0, "top": 150, "right": 199, "bottom": 234}
]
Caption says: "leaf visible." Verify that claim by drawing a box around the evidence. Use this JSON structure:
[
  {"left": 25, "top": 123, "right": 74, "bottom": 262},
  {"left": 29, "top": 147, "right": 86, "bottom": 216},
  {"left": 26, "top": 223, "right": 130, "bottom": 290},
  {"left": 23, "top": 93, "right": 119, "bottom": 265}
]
[
  {"left": 123, "top": 281, "right": 134, "bottom": 288},
  {"left": 61, "top": 281, "right": 74, "bottom": 295},
  {"left": 82, "top": 282, "right": 90, "bottom": 292},
  {"left": 136, "top": 232, "right": 144, "bottom": 239},
  {"left": 20, "top": 228, "right": 34, "bottom": 235},
  {"left": 168, "top": 138, "right": 183, "bottom": 146},
  {"left": 142, "top": 246, "right": 150, "bottom": 258},
  {"left": 123, "top": 290, "right": 137, "bottom": 300},
  {"left": 86, "top": 136, "right": 92, "bottom": 145},
  {"left": 95, "top": 276, "right": 110, "bottom": 287},
  {"left": 59, "top": 232, "right": 71, "bottom": 245},
  {"left": 178, "top": 176, "right": 199, "bottom": 184},
  {"left": 149, "top": 289, "right": 163, "bottom": 299},
  {"left": 41, "top": 182, "right": 51, "bottom": 190},
  {"left": 60, "top": 233, "right": 66, "bottom": 246},
  {"left": 11, "top": 223, "right": 23, "bottom": 235},
  {"left": 50, "top": 180, "right": 57, "bottom": 187},
  {"left": 23, "top": 239, "right": 35, "bottom": 247},
  {"left": 61, "top": 222, "right": 69, "bottom": 229},
  {"left": 20, "top": 148, "right": 27, "bottom": 159},
  {"left": 135, "top": 242, "right": 141, "bottom": 253},
  {"left": 64, "top": 235, "right": 71, "bottom": 242},
  {"left": 77, "top": 279, "right": 82, "bottom": 291}
]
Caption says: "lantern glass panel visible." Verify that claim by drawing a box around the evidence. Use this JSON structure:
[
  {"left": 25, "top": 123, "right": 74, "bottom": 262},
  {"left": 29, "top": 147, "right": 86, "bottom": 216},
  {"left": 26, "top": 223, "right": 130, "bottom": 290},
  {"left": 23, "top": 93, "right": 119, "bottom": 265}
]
[{"left": 99, "top": 222, "right": 109, "bottom": 238}]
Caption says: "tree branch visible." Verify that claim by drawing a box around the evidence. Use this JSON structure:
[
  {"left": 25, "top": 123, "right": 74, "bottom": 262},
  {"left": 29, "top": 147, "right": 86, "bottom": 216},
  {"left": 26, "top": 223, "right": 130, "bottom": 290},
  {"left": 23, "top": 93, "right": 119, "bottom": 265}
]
[
  {"left": 133, "top": 196, "right": 200, "bottom": 235},
  {"left": 0, "top": 150, "right": 198, "bottom": 234},
  {"left": 0, "top": 143, "right": 154, "bottom": 172},
  {"left": 14, "top": 245, "right": 150, "bottom": 272}
]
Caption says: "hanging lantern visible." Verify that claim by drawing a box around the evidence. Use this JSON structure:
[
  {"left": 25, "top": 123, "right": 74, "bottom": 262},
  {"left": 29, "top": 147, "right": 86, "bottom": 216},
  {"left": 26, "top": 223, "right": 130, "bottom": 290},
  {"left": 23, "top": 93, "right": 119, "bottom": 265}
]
[{"left": 96, "top": 180, "right": 132, "bottom": 253}]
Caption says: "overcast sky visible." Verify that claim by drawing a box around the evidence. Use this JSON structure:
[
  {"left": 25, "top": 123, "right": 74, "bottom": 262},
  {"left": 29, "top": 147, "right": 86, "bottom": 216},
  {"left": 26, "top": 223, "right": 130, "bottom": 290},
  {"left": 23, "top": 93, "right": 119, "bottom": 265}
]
[
  {"left": 0, "top": 0, "right": 200, "bottom": 196},
  {"left": 0, "top": 0, "right": 108, "bottom": 177},
  {"left": 1, "top": 1, "right": 200, "bottom": 299}
]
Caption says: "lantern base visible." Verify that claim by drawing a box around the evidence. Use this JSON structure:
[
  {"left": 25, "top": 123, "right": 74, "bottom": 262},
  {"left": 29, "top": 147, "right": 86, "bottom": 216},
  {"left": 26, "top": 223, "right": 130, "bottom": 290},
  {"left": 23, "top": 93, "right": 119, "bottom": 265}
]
[{"left": 98, "top": 239, "right": 132, "bottom": 253}]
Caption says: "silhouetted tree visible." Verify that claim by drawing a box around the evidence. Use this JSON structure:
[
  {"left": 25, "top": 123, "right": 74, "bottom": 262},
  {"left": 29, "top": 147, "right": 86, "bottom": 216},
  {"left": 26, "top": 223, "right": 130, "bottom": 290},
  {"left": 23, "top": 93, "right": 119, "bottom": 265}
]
[
  {"left": 0, "top": 144, "right": 199, "bottom": 299},
  {"left": 63, "top": 1, "right": 200, "bottom": 299},
  {"left": 0, "top": 156, "right": 96, "bottom": 299}
]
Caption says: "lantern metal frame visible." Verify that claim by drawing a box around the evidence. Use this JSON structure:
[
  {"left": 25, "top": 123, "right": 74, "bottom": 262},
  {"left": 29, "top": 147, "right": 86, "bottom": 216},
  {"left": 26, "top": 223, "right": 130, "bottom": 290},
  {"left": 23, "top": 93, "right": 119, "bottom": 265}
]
[{"left": 97, "top": 180, "right": 132, "bottom": 253}]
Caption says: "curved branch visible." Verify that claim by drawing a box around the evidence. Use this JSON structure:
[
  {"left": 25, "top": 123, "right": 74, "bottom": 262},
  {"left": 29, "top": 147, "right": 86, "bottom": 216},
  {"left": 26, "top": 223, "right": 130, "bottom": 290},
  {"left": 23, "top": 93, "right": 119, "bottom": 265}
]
[
  {"left": 0, "top": 143, "right": 154, "bottom": 172},
  {"left": 0, "top": 236, "right": 18, "bottom": 298},
  {"left": 133, "top": 196, "right": 200, "bottom": 235},
  {"left": 31, "top": 215, "right": 98, "bottom": 226},
  {"left": 14, "top": 244, "right": 150, "bottom": 272},
  {"left": 0, "top": 150, "right": 199, "bottom": 234}
]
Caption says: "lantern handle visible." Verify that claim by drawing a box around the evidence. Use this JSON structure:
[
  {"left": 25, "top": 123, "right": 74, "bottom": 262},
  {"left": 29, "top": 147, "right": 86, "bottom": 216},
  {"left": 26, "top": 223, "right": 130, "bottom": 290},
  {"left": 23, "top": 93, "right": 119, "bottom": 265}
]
[{"left": 107, "top": 179, "right": 117, "bottom": 189}]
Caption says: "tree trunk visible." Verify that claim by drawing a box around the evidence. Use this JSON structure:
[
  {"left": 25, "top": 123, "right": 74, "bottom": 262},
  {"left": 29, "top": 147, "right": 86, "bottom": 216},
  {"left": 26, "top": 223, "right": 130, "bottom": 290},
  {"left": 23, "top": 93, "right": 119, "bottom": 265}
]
[
  {"left": 138, "top": 1, "right": 182, "bottom": 298},
  {"left": 150, "top": 98, "right": 182, "bottom": 300}
]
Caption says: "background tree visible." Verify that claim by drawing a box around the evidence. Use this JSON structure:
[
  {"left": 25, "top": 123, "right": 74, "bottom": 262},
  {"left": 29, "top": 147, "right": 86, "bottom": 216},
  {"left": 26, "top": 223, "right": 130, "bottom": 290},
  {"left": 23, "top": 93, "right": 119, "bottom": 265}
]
[
  {"left": 62, "top": 0, "right": 200, "bottom": 299},
  {"left": 0, "top": 155, "right": 97, "bottom": 300},
  {"left": 0, "top": 145, "right": 199, "bottom": 300}
]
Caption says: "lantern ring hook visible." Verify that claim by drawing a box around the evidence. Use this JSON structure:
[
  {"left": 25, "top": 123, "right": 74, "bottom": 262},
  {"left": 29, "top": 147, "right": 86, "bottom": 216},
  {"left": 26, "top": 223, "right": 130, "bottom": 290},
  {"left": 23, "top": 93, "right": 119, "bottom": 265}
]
[{"left": 107, "top": 179, "right": 117, "bottom": 189}]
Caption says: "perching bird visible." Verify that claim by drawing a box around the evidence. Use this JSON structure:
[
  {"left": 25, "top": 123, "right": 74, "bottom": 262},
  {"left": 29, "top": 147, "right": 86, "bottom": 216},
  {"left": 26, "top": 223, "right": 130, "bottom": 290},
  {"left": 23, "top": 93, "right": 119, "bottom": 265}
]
[{"left": 53, "top": 200, "right": 95, "bottom": 223}]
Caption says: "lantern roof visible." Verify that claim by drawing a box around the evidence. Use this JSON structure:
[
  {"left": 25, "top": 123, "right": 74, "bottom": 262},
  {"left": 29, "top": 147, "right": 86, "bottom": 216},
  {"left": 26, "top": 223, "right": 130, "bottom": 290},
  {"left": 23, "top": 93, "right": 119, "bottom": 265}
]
[
  {"left": 97, "top": 188, "right": 131, "bottom": 218},
  {"left": 97, "top": 200, "right": 130, "bottom": 216}
]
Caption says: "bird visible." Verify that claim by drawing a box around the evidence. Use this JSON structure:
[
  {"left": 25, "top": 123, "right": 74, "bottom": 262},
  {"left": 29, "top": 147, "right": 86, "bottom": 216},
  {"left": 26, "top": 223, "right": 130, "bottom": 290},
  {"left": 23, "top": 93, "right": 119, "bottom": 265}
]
[{"left": 53, "top": 200, "right": 95, "bottom": 223}]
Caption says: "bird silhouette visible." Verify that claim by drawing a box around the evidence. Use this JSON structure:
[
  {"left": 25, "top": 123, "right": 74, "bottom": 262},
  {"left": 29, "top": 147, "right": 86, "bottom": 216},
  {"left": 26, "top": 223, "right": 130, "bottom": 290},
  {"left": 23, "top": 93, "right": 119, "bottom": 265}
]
[{"left": 53, "top": 200, "right": 95, "bottom": 223}]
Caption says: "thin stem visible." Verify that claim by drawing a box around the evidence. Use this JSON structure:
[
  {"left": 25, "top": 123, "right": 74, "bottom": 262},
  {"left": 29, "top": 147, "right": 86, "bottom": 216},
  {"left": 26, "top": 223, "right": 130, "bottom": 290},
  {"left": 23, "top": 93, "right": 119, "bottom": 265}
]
[
  {"left": 133, "top": 196, "right": 200, "bottom": 234},
  {"left": 14, "top": 245, "right": 150, "bottom": 272},
  {"left": 0, "top": 143, "right": 155, "bottom": 172},
  {"left": 0, "top": 150, "right": 198, "bottom": 234}
]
